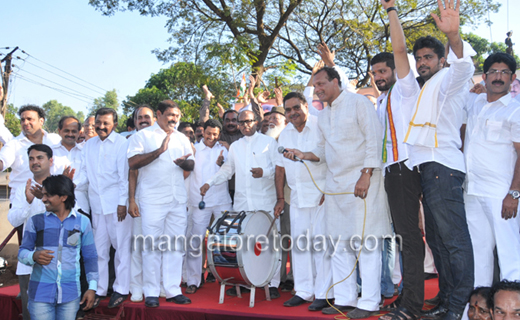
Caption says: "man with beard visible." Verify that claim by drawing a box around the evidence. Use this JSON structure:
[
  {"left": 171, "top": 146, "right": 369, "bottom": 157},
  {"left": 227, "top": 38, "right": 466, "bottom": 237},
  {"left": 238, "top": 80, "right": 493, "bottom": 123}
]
[
  {"left": 200, "top": 110, "right": 282, "bottom": 299},
  {"left": 396, "top": 2, "right": 476, "bottom": 319},
  {"left": 185, "top": 119, "right": 232, "bottom": 294},
  {"left": 127, "top": 105, "right": 156, "bottom": 302},
  {"left": 128, "top": 100, "right": 194, "bottom": 307},
  {"left": 0, "top": 105, "right": 61, "bottom": 202},
  {"left": 8, "top": 144, "right": 54, "bottom": 320},
  {"left": 284, "top": 66, "right": 391, "bottom": 317},
  {"left": 372, "top": 1, "right": 424, "bottom": 318},
  {"left": 51, "top": 116, "right": 90, "bottom": 213},
  {"left": 464, "top": 53, "right": 520, "bottom": 289},
  {"left": 275, "top": 92, "right": 332, "bottom": 310},
  {"left": 265, "top": 106, "right": 287, "bottom": 139},
  {"left": 76, "top": 108, "right": 130, "bottom": 309}
]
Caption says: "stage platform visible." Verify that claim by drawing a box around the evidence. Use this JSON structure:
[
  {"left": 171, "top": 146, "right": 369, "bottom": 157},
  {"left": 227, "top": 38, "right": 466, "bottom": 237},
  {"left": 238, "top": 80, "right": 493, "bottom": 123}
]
[{"left": 0, "top": 278, "right": 439, "bottom": 320}]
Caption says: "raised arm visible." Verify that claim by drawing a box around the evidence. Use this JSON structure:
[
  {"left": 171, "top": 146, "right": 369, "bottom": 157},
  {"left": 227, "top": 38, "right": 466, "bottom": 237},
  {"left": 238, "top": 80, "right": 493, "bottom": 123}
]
[
  {"left": 382, "top": 0, "right": 410, "bottom": 79},
  {"left": 200, "top": 85, "right": 214, "bottom": 123},
  {"left": 432, "top": 0, "right": 463, "bottom": 58}
]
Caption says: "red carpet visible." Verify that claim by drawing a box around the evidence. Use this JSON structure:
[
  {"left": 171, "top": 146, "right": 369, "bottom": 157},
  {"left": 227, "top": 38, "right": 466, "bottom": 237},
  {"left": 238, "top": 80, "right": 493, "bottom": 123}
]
[{"left": 0, "top": 279, "right": 439, "bottom": 320}]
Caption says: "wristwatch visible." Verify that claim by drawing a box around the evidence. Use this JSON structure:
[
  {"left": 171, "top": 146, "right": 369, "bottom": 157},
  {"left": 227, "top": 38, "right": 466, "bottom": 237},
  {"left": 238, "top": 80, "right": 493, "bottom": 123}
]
[{"left": 508, "top": 190, "right": 520, "bottom": 200}]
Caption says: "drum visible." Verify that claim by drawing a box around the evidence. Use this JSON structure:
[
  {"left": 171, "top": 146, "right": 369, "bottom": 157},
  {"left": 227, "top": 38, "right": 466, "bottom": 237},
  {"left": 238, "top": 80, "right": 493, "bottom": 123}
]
[{"left": 207, "top": 210, "right": 280, "bottom": 288}]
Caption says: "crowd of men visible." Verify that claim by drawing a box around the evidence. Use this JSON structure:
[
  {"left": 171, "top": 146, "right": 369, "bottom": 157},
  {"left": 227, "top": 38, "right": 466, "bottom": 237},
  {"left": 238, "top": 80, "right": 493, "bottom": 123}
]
[{"left": 1, "top": 0, "right": 520, "bottom": 319}]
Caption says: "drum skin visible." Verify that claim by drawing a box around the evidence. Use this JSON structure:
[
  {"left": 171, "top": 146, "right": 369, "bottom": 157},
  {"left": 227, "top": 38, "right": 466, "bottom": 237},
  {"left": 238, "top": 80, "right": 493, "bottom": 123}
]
[{"left": 207, "top": 210, "right": 280, "bottom": 287}]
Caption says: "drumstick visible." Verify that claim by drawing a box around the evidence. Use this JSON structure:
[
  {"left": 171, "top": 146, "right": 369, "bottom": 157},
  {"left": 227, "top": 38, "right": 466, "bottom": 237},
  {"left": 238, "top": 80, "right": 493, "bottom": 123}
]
[{"left": 266, "top": 215, "right": 279, "bottom": 236}]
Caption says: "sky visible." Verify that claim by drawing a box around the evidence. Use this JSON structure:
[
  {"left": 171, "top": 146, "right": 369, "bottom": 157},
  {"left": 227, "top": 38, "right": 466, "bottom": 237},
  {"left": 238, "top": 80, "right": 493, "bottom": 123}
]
[{"left": 1, "top": 0, "right": 518, "bottom": 115}]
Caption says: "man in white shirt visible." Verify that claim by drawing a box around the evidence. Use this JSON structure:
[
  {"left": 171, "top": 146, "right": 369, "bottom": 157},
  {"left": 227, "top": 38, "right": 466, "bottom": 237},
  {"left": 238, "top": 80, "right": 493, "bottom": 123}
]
[
  {"left": 0, "top": 105, "right": 61, "bottom": 202},
  {"left": 127, "top": 105, "right": 156, "bottom": 302},
  {"left": 8, "top": 144, "right": 53, "bottom": 320},
  {"left": 185, "top": 119, "right": 232, "bottom": 294},
  {"left": 274, "top": 92, "right": 332, "bottom": 311},
  {"left": 374, "top": 1, "right": 424, "bottom": 318},
  {"left": 50, "top": 116, "right": 90, "bottom": 213},
  {"left": 401, "top": 3, "right": 476, "bottom": 320},
  {"left": 464, "top": 53, "right": 520, "bottom": 288},
  {"left": 76, "top": 108, "right": 130, "bottom": 309},
  {"left": 200, "top": 109, "right": 282, "bottom": 299},
  {"left": 127, "top": 100, "right": 194, "bottom": 307},
  {"left": 285, "top": 67, "right": 391, "bottom": 318}
]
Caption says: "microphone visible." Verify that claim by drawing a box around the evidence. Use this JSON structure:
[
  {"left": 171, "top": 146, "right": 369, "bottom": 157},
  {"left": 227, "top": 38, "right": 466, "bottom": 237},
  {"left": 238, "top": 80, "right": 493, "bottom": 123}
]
[{"left": 278, "top": 146, "right": 303, "bottom": 162}]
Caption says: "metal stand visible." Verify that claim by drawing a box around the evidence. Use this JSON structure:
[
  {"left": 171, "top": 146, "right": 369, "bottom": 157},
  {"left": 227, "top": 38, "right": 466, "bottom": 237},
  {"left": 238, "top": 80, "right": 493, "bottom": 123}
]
[{"left": 218, "top": 278, "right": 270, "bottom": 308}]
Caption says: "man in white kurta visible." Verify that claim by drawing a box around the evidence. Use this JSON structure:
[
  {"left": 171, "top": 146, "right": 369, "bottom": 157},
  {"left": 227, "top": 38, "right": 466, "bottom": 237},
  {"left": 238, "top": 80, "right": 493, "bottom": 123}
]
[
  {"left": 201, "top": 110, "right": 282, "bottom": 299},
  {"left": 285, "top": 67, "right": 391, "bottom": 317},
  {"left": 51, "top": 116, "right": 90, "bottom": 213},
  {"left": 275, "top": 92, "right": 333, "bottom": 311},
  {"left": 127, "top": 100, "right": 194, "bottom": 307},
  {"left": 0, "top": 105, "right": 61, "bottom": 202},
  {"left": 76, "top": 108, "right": 130, "bottom": 308},
  {"left": 464, "top": 53, "right": 520, "bottom": 287},
  {"left": 185, "top": 119, "right": 232, "bottom": 293}
]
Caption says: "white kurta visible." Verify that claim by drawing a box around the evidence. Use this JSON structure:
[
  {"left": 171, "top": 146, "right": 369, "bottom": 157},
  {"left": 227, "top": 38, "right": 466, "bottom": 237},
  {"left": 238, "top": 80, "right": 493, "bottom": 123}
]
[{"left": 312, "top": 90, "right": 391, "bottom": 240}]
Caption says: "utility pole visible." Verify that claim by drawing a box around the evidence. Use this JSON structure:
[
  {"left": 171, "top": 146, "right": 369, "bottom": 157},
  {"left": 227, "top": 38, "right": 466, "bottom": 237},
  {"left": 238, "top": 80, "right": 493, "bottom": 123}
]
[{"left": 0, "top": 46, "right": 19, "bottom": 118}]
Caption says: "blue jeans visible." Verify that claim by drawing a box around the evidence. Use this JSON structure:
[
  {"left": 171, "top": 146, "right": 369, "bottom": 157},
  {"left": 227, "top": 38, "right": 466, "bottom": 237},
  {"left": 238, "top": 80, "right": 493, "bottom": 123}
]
[
  {"left": 419, "top": 162, "right": 474, "bottom": 314},
  {"left": 28, "top": 297, "right": 80, "bottom": 320}
]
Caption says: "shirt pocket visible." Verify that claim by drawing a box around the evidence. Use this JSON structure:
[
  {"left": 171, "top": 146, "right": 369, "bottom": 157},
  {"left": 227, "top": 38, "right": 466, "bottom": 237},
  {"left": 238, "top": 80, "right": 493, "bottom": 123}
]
[
  {"left": 63, "top": 227, "right": 81, "bottom": 247},
  {"left": 485, "top": 120, "right": 503, "bottom": 141},
  {"left": 252, "top": 152, "right": 268, "bottom": 170}
]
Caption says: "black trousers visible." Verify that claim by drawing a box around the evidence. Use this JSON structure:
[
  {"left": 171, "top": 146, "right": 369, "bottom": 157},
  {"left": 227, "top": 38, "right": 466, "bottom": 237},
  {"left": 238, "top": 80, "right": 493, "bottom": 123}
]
[{"left": 384, "top": 161, "right": 424, "bottom": 315}]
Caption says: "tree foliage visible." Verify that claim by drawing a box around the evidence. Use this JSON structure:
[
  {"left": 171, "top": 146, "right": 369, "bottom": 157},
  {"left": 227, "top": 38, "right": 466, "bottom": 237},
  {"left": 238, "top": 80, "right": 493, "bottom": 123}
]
[
  {"left": 124, "top": 62, "right": 235, "bottom": 122},
  {"left": 463, "top": 32, "right": 520, "bottom": 72},
  {"left": 42, "top": 100, "right": 84, "bottom": 133},
  {"left": 88, "top": 89, "right": 119, "bottom": 116},
  {"left": 5, "top": 104, "right": 21, "bottom": 137},
  {"left": 89, "top": 0, "right": 500, "bottom": 85}
]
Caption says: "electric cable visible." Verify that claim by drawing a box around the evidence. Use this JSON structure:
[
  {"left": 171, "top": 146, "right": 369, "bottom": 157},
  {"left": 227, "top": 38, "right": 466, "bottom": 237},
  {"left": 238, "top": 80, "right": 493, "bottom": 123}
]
[
  {"left": 13, "top": 73, "right": 92, "bottom": 104},
  {"left": 16, "top": 69, "right": 96, "bottom": 100}
]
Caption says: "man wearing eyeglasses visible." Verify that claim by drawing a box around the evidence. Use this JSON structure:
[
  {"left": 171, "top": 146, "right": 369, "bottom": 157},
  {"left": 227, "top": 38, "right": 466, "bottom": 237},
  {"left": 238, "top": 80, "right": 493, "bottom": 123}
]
[
  {"left": 200, "top": 109, "right": 282, "bottom": 300},
  {"left": 463, "top": 53, "right": 520, "bottom": 289}
]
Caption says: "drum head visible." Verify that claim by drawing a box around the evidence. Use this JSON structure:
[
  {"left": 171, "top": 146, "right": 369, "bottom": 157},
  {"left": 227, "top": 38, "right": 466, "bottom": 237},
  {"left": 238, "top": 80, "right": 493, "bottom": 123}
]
[{"left": 238, "top": 211, "right": 280, "bottom": 287}]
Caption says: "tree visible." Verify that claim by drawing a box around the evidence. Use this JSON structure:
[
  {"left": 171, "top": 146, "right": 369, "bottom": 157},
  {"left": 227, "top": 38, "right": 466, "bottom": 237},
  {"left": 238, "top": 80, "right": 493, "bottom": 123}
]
[
  {"left": 88, "top": 89, "right": 119, "bottom": 116},
  {"left": 463, "top": 32, "right": 520, "bottom": 72},
  {"left": 124, "top": 62, "right": 235, "bottom": 122},
  {"left": 89, "top": 0, "right": 499, "bottom": 84},
  {"left": 4, "top": 104, "right": 20, "bottom": 137},
  {"left": 42, "top": 100, "right": 83, "bottom": 133}
]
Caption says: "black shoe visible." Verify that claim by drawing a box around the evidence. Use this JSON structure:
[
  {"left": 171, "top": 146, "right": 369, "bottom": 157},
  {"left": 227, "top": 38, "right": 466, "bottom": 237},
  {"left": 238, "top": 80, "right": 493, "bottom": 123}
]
[
  {"left": 226, "top": 287, "right": 250, "bottom": 296},
  {"left": 425, "top": 273, "right": 438, "bottom": 280},
  {"left": 441, "top": 311, "right": 463, "bottom": 320},
  {"left": 269, "top": 287, "right": 280, "bottom": 299},
  {"left": 166, "top": 294, "right": 192, "bottom": 304},
  {"left": 322, "top": 305, "right": 355, "bottom": 315},
  {"left": 144, "top": 297, "right": 160, "bottom": 308},
  {"left": 283, "top": 295, "right": 308, "bottom": 307},
  {"left": 425, "top": 293, "right": 441, "bottom": 306},
  {"left": 280, "top": 280, "right": 294, "bottom": 292},
  {"left": 422, "top": 304, "right": 449, "bottom": 318},
  {"left": 309, "top": 299, "right": 330, "bottom": 311},
  {"left": 206, "top": 272, "right": 216, "bottom": 283},
  {"left": 108, "top": 291, "right": 128, "bottom": 308}
]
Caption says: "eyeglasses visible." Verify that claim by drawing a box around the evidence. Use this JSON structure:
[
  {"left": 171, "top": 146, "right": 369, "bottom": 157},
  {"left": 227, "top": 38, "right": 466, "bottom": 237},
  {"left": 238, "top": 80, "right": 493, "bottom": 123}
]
[
  {"left": 238, "top": 119, "right": 256, "bottom": 126},
  {"left": 485, "top": 69, "right": 513, "bottom": 77}
]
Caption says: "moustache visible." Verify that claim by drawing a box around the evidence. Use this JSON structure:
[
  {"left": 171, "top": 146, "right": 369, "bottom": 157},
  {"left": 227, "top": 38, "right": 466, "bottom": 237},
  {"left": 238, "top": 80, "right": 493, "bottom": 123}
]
[
  {"left": 168, "top": 120, "right": 177, "bottom": 125},
  {"left": 139, "top": 121, "right": 150, "bottom": 126},
  {"left": 492, "top": 80, "right": 505, "bottom": 86},
  {"left": 96, "top": 128, "right": 108, "bottom": 133},
  {"left": 418, "top": 66, "right": 429, "bottom": 71},
  {"left": 65, "top": 136, "right": 75, "bottom": 139}
]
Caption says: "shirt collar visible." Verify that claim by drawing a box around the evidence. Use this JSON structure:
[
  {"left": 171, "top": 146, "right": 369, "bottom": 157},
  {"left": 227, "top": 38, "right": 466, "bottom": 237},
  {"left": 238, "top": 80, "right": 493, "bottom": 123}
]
[
  {"left": 244, "top": 131, "right": 258, "bottom": 142},
  {"left": 46, "top": 209, "right": 77, "bottom": 218},
  {"left": 476, "top": 92, "right": 512, "bottom": 106},
  {"left": 105, "top": 130, "right": 118, "bottom": 143},
  {"left": 286, "top": 114, "right": 315, "bottom": 133},
  {"left": 20, "top": 129, "right": 49, "bottom": 142},
  {"left": 331, "top": 90, "right": 348, "bottom": 109}
]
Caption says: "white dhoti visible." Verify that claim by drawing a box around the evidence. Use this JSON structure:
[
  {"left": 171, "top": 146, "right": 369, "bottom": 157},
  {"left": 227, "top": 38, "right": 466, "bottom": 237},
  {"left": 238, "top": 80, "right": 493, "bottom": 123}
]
[
  {"left": 130, "top": 216, "right": 143, "bottom": 296},
  {"left": 290, "top": 204, "right": 333, "bottom": 300},
  {"left": 92, "top": 211, "right": 133, "bottom": 296},
  {"left": 140, "top": 200, "right": 187, "bottom": 298},
  {"left": 185, "top": 204, "right": 232, "bottom": 287},
  {"left": 465, "top": 193, "right": 520, "bottom": 286}
]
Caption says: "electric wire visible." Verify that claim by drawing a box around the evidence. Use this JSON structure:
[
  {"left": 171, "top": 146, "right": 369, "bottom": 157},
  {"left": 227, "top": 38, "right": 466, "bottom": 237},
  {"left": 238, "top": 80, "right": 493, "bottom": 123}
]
[
  {"left": 12, "top": 73, "right": 92, "bottom": 104},
  {"left": 16, "top": 69, "right": 96, "bottom": 100},
  {"left": 20, "top": 49, "right": 109, "bottom": 93},
  {"left": 300, "top": 160, "right": 377, "bottom": 320},
  {"left": 15, "top": 57, "right": 106, "bottom": 96}
]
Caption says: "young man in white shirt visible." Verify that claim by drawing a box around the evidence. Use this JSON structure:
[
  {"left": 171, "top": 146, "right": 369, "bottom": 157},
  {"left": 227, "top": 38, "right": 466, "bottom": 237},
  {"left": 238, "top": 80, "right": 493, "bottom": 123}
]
[
  {"left": 76, "top": 108, "right": 130, "bottom": 309},
  {"left": 185, "top": 119, "right": 232, "bottom": 294},
  {"left": 201, "top": 109, "right": 282, "bottom": 299},
  {"left": 374, "top": 1, "right": 424, "bottom": 318},
  {"left": 0, "top": 105, "right": 61, "bottom": 202},
  {"left": 464, "top": 53, "right": 520, "bottom": 288},
  {"left": 275, "top": 92, "right": 332, "bottom": 311},
  {"left": 8, "top": 144, "right": 53, "bottom": 320},
  {"left": 127, "top": 100, "right": 194, "bottom": 307},
  {"left": 401, "top": 2, "right": 476, "bottom": 319}
]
